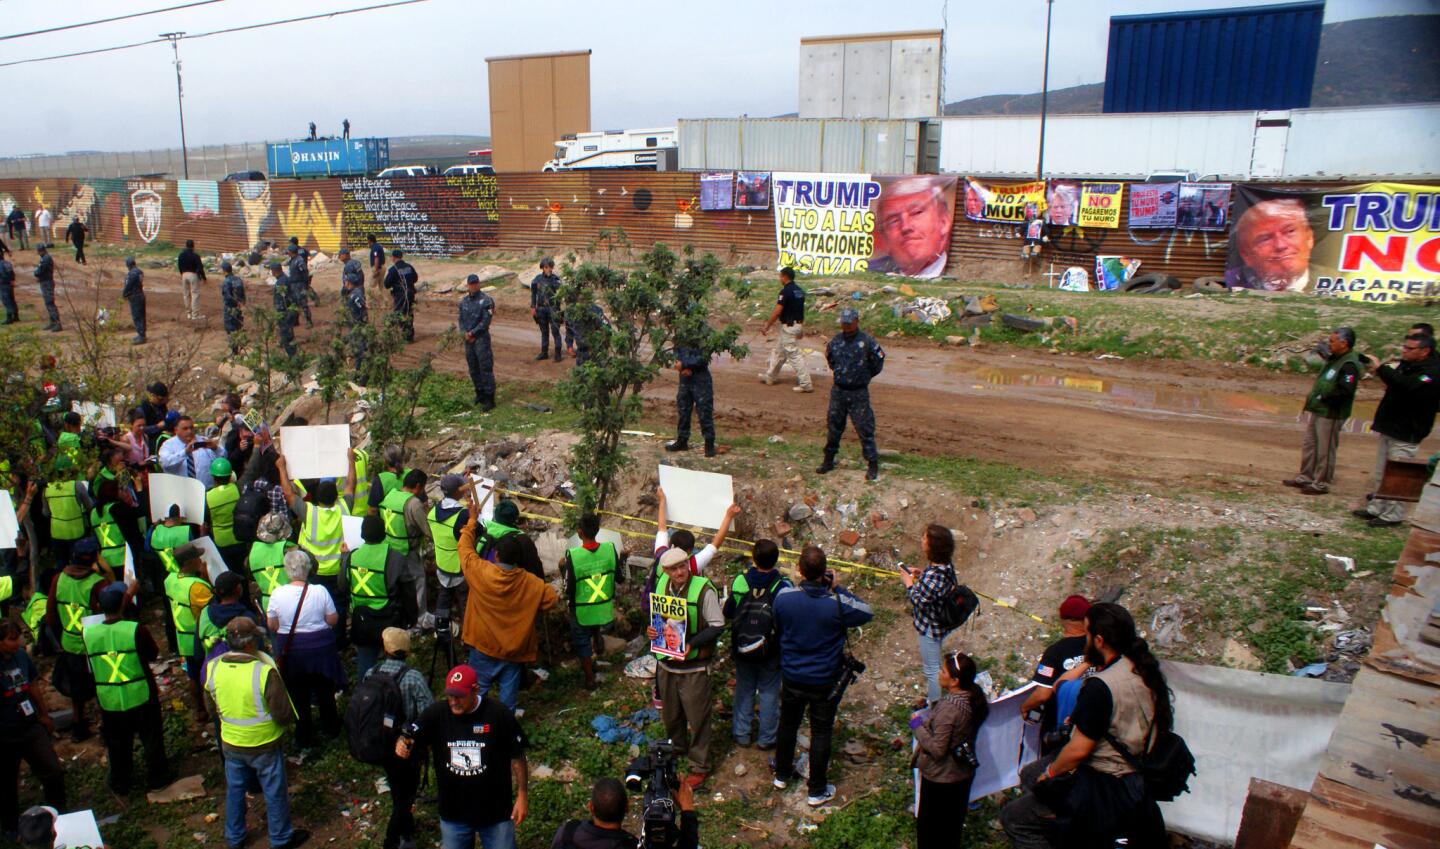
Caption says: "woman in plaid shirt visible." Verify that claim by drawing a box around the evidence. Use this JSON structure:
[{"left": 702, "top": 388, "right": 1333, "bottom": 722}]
[{"left": 900, "top": 525, "right": 961, "bottom": 705}]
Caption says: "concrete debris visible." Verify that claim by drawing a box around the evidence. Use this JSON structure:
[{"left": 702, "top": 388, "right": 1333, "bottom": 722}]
[
  {"left": 892, "top": 297, "right": 952, "bottom": 325},
  {"left": 838, "top": 530, "right": 860, "bottom": 547},
  {"left": 148, "top": 774, "right": 206, "bottom": 803},
  {"left": 624, "top": 655, "right": 656, "bottom": 679},
  {"left": 1149, "top": 603, "right": 1184, "bottom": 650},
  {"left": 788, "top": 504, "right": 813, "bottom": 521},
  {"left": 1222, "top": 638, "right": 1262, "bottom": 671}
]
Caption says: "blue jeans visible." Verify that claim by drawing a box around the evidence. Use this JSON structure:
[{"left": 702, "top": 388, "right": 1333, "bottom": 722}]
[
  {"left": 468, "top": 649, "right": 521, "bottom": 710},
  {"left": 440, "top": 817, "right": 515, "bottom": 849},
  {"left": 224, "top": 746, "right": 293, "bottom": 848},
  {"left": 733, "top": 655, "right": 781, "bottom": 746},
  {"left": 355, "top": 645, "right": 379, "bottom": 681},
  {"left": 918, "top": 630, "right": 944, "bottom": 705},
  {"left": 569, "top": 618, "right": 601, "bottom": 659}
]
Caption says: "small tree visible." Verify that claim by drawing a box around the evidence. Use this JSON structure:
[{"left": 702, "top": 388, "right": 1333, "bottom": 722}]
[
  {"left": 360, "top": 316, "right": 456, "bottom": 452},
  {"left": 559, "top": 244, "right": 748, "bottom": 510},
  {"left": 235, "top": 304, "right": 307, "bottom": 424}
]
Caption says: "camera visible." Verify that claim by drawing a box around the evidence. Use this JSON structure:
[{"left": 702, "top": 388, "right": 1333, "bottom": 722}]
[
  {"left": 1041, "top": 724, "right": 1072, "bottom": 752},
  {"left": 828, "top": 653, "right": 866, "bottom": 703},
  {"left": 624, "top": 739, "right": 680, "bottom": 849}
]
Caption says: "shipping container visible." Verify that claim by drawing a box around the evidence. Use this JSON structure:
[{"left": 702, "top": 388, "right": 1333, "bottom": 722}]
[
  {"left": 266, "top": 137, "right": 389, "bottom": 179},
  {"left": 677, "top": 118, "right": 923, "bottom": 174},
  {"left": 1103, "top": 1, "right": 1323, "bottom": 113}
]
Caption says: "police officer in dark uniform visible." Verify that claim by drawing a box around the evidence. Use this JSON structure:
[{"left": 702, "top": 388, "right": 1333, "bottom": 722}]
[
  {"left": 34, "top": 243, "right": 60, "bottom": 331},
  {"left": 122, "top": 256, "right": 145, "bottom": 344},
  {"left": 220, "top": 261, "right": 246, "bottom": 353},
  {"left": 341, "top": 262, "right": 369, "bottom": 372},
  {"left": 459, "top": 273, "right": 497, "bottom": 410},
  {"left": 666, "top": 327, "right": 717, "bottom": 458},
  {"left": 339, "top": 248, "right": 365, "bottom": 305},
  {"left": 568, "top": 303, "right": 609, "bottom": 367},
  {"left": 285, "top": 242, "right": 313, "bottom": 328},
  {"left": 269, "top": 260, "right": 298, "bottom": 357},
  {"left": 530, "top": 257, "right": 563, "bottom": 361},
  {"left": 0, "top": 250, "right": 17, "bottom": 324},
  {"left": 383, "top": 249, "right": 418, "bottom": 342},
  {"left": 819, "top": 308, "right": 885, "bottom": 482}
]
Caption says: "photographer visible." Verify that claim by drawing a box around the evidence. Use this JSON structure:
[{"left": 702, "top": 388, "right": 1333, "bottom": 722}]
[
  {"left": 550, "top": 776, "right": 698, "bottom": 849},
  {"left": 1000, "top": 602, "right": 1170, "bottom": 849},
  {"left": 158, "top": 416, "right": 224, "bottom": 488},
  {"left": 771, "top": 545, "right": 873, "bottom": 807}
]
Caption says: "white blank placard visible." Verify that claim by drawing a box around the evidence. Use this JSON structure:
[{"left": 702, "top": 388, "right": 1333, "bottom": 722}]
[
  {"left": 191, "top": 536, "right": 230, "bottom": 583},
  {"left": 54, "top": 810, "right": 103, "bottom": 849},
  {"left": 470, "top": 476, "right": 497, "bottom": 522},
  {"left": 72, "top": 401, "right": 117, "bottom": 428},
  {"left": 81, "top": 613, "right": 106, "bottom": 629},
  {"left": 566, "top": 528, "right": 625, "bottom": 552},
  {"left": 280, "top": 425, "right": 351, "bottom": 479},
  {"left": 657, "top": 465, "right": 734, "bottom": 530},
  {"left": 124, "top": 543, "right": 137, "bottom": 585},
  {"left": 148, "top": 474, "right": 206, "bottom": 524},
  {"left": 0, "top": 491, "right": 18, "bottom": 549},
  {"left": 341, "top": 515, "right": 365, "bottom": 551}
]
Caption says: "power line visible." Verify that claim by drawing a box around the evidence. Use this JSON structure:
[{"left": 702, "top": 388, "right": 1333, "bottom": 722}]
[
  {"left": 0, "top": 1, "right": 227, "bottom": 42},
  {"left": 0, "top": 0, "right": 430, "bottom": 69}
]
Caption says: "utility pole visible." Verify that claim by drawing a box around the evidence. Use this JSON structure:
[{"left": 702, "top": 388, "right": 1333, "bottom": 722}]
[
  {"left": 161, "top": 32, "right": 190, "bottom": 179},
  {"left": 1036, "top": 0, "right": 1053, "bottom": 180}
]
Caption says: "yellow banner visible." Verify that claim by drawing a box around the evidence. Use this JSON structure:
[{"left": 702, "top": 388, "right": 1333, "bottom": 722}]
[{"left": 1078, "top": 182, "right": 1124, "bottom": 229}]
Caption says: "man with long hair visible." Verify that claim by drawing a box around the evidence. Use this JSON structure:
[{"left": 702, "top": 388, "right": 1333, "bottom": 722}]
[{"left": 1000, "top": 602, "right": 1170, "bottom": 848}]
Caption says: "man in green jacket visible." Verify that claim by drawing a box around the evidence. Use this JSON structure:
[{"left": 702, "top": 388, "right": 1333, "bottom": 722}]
[{"left": 1285, "top": 327, "right": 1370, "bottom": 495}]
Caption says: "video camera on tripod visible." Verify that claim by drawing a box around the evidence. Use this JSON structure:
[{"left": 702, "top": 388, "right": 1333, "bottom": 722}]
[{"left": 624, "top": 740, "right": 681, "bottom": 849}]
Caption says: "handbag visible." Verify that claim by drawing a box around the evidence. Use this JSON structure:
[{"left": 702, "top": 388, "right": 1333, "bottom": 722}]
[
  {"left": 276, "top": 582, "right": 310, "bottom": 674},
  {"left": 1106, "top": 727, "right": 1197, "bottom": 802}
]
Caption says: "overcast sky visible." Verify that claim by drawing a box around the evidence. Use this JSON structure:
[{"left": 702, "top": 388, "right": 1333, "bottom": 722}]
[{"left": 0, "top": 0, "right": 1432, "bottom": 156}]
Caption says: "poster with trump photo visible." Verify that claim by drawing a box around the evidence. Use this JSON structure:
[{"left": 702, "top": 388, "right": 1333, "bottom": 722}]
[
  {"left": 1227, "top": 183, "right": 1440, "bottom": 302},
  {"left": 963, "top": 178, "right": 1048, "bottom": 225},
  {"left": 773, "top": 173, "right": 958, "bottom": 278}
]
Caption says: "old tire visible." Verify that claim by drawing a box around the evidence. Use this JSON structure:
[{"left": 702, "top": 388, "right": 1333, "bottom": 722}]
[
  {"left": 1191, "top": 275, "right": 1228, "bottom": 292},
  {"left": 1124, "top": 273, "right": 1181, "bottom": 292}
]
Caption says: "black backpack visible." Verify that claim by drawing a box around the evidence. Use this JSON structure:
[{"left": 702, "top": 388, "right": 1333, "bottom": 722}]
[
  {"left": 345, "top": 670, "right": 405, "bottom": 766},
  {"left": 232, "top": 489, "right": 269, "bottom": 544},
  {"left": 930, "top": 565, "right": 980, "bottom": 632},
  {"left": 1108, "top": 727, "right": 1197, "bottom": 802},
  {"left": 731, "top": 578, "right": 781, "bottom": 660}
]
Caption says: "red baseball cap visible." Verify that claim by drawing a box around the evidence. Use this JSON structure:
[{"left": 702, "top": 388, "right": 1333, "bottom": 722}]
[
  {"left": 444, "top": 664, "right": 478, "bottom": 696},
  {"left": 1059, "top": 595, "right": 1091, "bottom": 620}
]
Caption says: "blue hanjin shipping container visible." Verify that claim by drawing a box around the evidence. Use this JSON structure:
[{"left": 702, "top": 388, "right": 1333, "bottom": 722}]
[
  {"left": 266, "top": 137, "right": 390, "bottom": 178},
  {"left": 1102, "top": 1, "right": 1324, "bottom": 113}
]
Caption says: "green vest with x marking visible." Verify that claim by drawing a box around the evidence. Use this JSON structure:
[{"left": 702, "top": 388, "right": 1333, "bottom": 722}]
[
  {"left": 83, "top": 619, "right": 150, "bottom": 712},
  {"left": 55, "top": 571, "right": 103, "bottom": 654},
  {"left": 348, "top": 543, "right": 392, "bottom": 611},
  {"left": 90, "top": 503, "right": 125, "bottom": 569},
  {"left": 569, "top": 542, "right": 618, "bottom": 627},
  {"left": 151, "top": 522, "right": 191, "bottom": 575},
  {"left": 248, "top": 540, "right": 291, "bottom": 614}
]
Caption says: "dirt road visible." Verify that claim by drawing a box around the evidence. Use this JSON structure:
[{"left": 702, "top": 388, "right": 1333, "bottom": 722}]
[{"left": 13, "top": 252, "right": 1426, "bottom": 499}]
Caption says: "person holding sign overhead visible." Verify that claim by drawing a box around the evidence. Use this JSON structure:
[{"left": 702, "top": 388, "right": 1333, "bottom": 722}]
[{"left": 277, "top": 448, "right": 357, "bottom": 646}]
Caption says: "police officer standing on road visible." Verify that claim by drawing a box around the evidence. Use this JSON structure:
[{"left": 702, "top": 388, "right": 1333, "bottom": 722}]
[
  {"left": 122, "top": 256, "right": 145, "bottom": 344},
  {"left": 383, "top": 249, "right": 418, "bottom": 342},
  {"left": 759, "top": 266, "right": 813, "bottom": 392},
  {"left": 341, "top": 263, "right": 369, "bottom": 372},
  {"left": 285, "top": 243, "right": 313, "bottom": 329},
  {"left": 530, "top": 257, "right": 563, "bottom": 361},
  {"left": 666, "top": 326, "right": 718, "bottom": 458},
  {"left": 220, "top": 261, "right": 246, "bottom": 353},
  {"left": 34, "top": 243, "right": 60, "bottom": 331},
  {"left": 64, "top": 217, "right": 87, "bottom": 266},
  {"left": 459, "top": 273, "right": 497, "bottom": 410},
  {"left": 269, "top": 261, "right": 298, "bottom": 357},
  {"left": 339, "top": 248, "right": 365, "bottom": 304},
  {"left": 818, "top": 308, "right": 885, "bottom": 482},
  {"left": 0, "top": 249, "right": 17, "bottom": 324}
]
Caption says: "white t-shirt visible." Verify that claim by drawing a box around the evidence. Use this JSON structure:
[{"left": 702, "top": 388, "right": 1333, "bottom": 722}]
[
  {"left": 267, "top": 582, "right": 336, "bottom": 634},
  {"left": 653, "top": 531, "right": 716, "bottom": 574}
]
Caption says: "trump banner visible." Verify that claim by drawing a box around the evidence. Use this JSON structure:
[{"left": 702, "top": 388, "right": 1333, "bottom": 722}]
[
  {"left": 773, "top": 173, "right": 958, "bottom": 278},
  {"left": 964, "top": 178, "right": 1048, "bottom": 225},
  {"left": 1227, "top": 183, "right": 1440, "bottom": 302},
  {"left": 1129, "top": 182, "right": 1180, "bottom": 228},
  {"left": 1078, "top": 182, "right": 1124, "bottom": 229}
]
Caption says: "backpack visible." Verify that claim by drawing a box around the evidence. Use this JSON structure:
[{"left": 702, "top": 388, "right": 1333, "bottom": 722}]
[
  {"left": 731, "top": 578, "right": 781, "bottom": 660},
  {"left": 233, "top": 488, "right": 269, "bottom": 543},
  {"left": 1107, "top": 727, "right": 1197, "bottom": 802},
  {"left": 344, "top": 669, "right": 405, "bottom": 765},
  {"left": 931, "top": 565, "right": 979, "bottom": 632}
]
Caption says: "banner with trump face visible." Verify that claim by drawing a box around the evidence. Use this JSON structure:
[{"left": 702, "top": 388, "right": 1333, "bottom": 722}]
[
  {"left": 1228, "top": 183, "right": 1440, "bottom": 302},
  {"left": 772, "top": 173, "right": 958, "bottom": 279}
]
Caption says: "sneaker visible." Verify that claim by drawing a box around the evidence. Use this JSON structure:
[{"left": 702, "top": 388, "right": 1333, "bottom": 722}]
[
  {"left": 806, "top": 784, "right": 836, "bottom": 807},
  {"left": 132, "top": 336, "right": 146, "bottom": 345},
  {"left": 772, "top": 775, "right": 788, "bottom": 789},
  {"left": 815, "top": 458, "right": 835, "bottom": 475},
  {"left": 534, "top": 352, "right": 549, "bottom": 361},
  {"left": 758, "top": 373, "right": 775, "bottom": 386},
  {"left": 793, "top": 385, "right": 814, "bottom": 393},
  {"left": 1350, "top": 508, "right": 1374, "bottom": 520},
  {"left": 664, "top": 440, "right": 689, "bottom": 452},
  {"left": 1282, "top": 478, "right": 1308, "bottom": 488},
  {"left": 756, "top": 740, "right": 776, "bottom": 751},
  {"left": 734, "top": 738, "right": 753, "bottom": 749},
  {"left": 704, "top": 442, "right": 717, "bottom": 458},
  {"left": 1368, "top": 517, "right": 1403, "bottom": 527},
  {"left": 1301, "top": 484, "right": 1329, "bottom": 496},
  {"left": 866, "top": 461, "right": 879, "bottom": 482}
]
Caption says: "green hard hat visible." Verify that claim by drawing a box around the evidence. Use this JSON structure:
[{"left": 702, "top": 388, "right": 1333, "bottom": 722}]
[{"left": 209, "top": 457, "right": 232, "bottom": 478}]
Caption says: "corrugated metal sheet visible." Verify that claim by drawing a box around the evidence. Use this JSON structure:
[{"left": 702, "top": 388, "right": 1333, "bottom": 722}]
[
  {"left": 678, "top": 118, "right": 921, "bottom": 174},
  {"left": 1104, "top": 1, "right": 1323, "bottom": 113}
]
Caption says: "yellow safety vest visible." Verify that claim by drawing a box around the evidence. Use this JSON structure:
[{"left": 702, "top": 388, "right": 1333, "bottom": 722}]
[
  {"left": 248, "top": 540, "right": 290, "bottom": 613},
  {"left": 299, "top": 500, "right": 349, "bottom": 576},
  {"left": 55, "top": 571, "right": 104, "bottom": 654},
  {"left": 45, "top": 480, "right": 85, "bottom": 541},
  {"left": 83, "top": 619, "right": 150, "bottom": 712},
  {"left": 352, "top": 448, "right": 371, "bottom": 514},
  {"left": 379, "top": 489, "right": 414, "bottom": 555},
  {"left": 90, "top": 503, "right": 125, "bottom": 568},
  {"left": 205, "top": 655, "right": 288, "bottom": 748},
  {"left": 165, "top": 572, "right": 208, "bottom": 658},
  {"left": 653, "top": 573, "right": 715, "bottom": 662},
  {"left": 206, "top": 483, "right": 241, "bottom": 548},
  {"left": 427, "top": 506, "right": 461, "bottom": 575}
]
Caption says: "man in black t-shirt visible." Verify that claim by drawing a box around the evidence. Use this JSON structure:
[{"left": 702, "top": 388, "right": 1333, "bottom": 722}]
[
  {"left": 1019, "top": 594, "right": 1089, "bottom": 752},
  {"left": 758, "top": 266, "right": 813, "bottom": 392},
  {"left": 397, "top": 664, "right": 527, "bottom": 849},
  {"left": 550, "top": 777, "right": 699, "bottom": 849},
  {"left": 0, "top": 620, "right": 66, "bottom": 835}
]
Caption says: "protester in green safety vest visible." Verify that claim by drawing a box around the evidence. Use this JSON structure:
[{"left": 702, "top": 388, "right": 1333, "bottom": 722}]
[
  {"left": 166, "top": 541, "right": 214, "bottom": 724},
  {"left": 206, "top": 456, "right": 246, "bottom": 573},
  {"left": 150, "top": 504, "right": 195, "bottom": 575},
  {"left": 479, "top": 499, "right": 545, "bottom": 579},
  {"left": 248, "top": 512, "right": 294, "bottom": 617},
  {"left": 379, "top": 469, "right": 430, "bottom": 628},
  {"left": 560, "top": 512, "right": 623, "bottom": 690},
  {"left": 723, "top": 539, "right": 790, "bottom": 750},
  {"left": 42, "top": 455, "right": 92, "bottom": 567},
  {"left": 0, "top": 619, "right": 67, "bottom": 833},
  {"left": 343, "top": 514, "right": 415, "bottom": 679},
  {"left": 366, "top": 442, "right": 411, "bottom": 515},
  {"left": 83, "top": 581, "right": 172, "bottom": 794},
  {"left": 22, "top": 578, "right": 55, "bottom": 655},
  {"left": 202, "top": 616, "right": 308, "bottom": 849},
  {"left": 44, "top": 537, "right": 113, "bottom": 742},
  {"left": 428, "top": 474, "right": 474, "bottom": 633},
  {"left": 55, "top": 411, "right": 83, "bottom": 467},
  {"left": 648, "top": 543, "right": 727, "bottom": 787},
  {"left": 89, "top": 500, "right": 127, "bottom": 572},
  {"left": 1285, "top": 326, "right": 1371, "bottom": 495},
  {"left": 277, "top": 449, "right": 358, "bottom": 645},
  {"left": 351, "top": 446, "right": 372, "bottom": 515},
  {"left": 193, "top": 571, "right": 265, "bottom": 685}
]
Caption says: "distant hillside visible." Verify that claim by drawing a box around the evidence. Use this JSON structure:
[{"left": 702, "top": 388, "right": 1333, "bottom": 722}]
[{"left": 943, "top": 14, "right": 1438, "bottom": 115}]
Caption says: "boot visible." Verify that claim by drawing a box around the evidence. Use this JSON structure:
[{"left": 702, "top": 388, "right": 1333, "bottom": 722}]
[
  {"left": 479, "top": 395, "right": 496, "bottom": 412},
  {"left": 866, "top": 460, "right": 879, "bottom": 482},
  {"left": 704, "top": 440, "right": 717, "bottom": 458},
  {"left": 534, "top": 352, "right": 549, "bottom": 361},
  {"left": 580, "top": 657, "right": 596, "bottom": 690},
  {"left": 815, "top": 455, "right": 835, "bottom": 475},
  {"left": 665, "top": 438, "right": 689, "bottom": 452}
]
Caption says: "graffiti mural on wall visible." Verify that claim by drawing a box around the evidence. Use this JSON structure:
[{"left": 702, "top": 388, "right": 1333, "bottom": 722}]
[
  {"left": 233, "top": 181, "right": 271, "bottom": 247},
  {"left": 340, "top": 176, "right": 499, "bottom": 257},
  {"left": 129, "top": 185, "right": 164, "bottom": 244},
  {"left": 275, "top": 189, "right": 342, "bottom": 254},
  {"left": 177, "top": 179, "right": 220, "bottom": 219}
]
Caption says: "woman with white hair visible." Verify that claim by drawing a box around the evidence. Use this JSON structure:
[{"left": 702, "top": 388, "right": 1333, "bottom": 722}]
[{"left": 267, "top": 549, "right": 346, "bottom": 749}]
